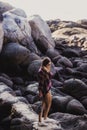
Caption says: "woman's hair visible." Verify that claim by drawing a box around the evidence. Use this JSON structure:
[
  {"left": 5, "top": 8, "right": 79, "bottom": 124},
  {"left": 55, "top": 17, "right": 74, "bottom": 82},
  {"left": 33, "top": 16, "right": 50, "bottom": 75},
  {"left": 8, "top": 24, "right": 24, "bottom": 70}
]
[{"left": 42, "top": 57, "right": 51, "bottom": 67}]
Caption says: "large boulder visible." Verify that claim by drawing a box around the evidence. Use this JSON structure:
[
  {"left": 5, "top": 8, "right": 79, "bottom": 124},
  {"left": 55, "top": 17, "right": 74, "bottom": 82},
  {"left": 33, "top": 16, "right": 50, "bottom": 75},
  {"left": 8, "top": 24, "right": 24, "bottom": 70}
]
[
  {"left": 49, "top": 112, "right": 87, "bottom": 130},
  {"left": 8, "top": 8, "right": 27, "bottom": 18},
  {"left": 28, "top": 52, "right": 41, "bottom": 65},
  {"left": 3, "top": 10, "right": 38, "bottom": 53},
  {"left": 28, "top": 15, "right": 55, "bottom": 53},
  {"left": 24, "top": 82, "right": 39, "bottom": 96},
  {"left": 63, "top": 78, "right": 87, "bottom": 100},
  {"left": 46, "top": 48, "right": 60, "bottom": 61},
  {"left": 0, "top": 76, "right": 13, "bottom": 88},
  {"left": 76, "top": 63, "right": 87, "bottom": 73},
  {"left": 56, "top": 56, "right": 73, "bottom": 68},
  {"left": 66, "top": 99, "right": 87, "bottom": 115},
  {"left": 0, "top": 42, "right": 30, "bottom": 66},
  {"left": 0, "top": 1, "right": 14, "bottom": 14},
  {"left": 52, "top": 95, "right": 72, "bottom": 113}
]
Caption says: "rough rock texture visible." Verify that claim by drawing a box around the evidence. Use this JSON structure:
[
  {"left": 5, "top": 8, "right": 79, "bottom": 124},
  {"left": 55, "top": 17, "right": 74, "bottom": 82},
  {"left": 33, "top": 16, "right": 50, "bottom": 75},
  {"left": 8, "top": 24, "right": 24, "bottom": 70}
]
[
  {"left": 0, "top": 1, "right": 87, "bottom": 130},
  {"left": 0, "top": 82, "right": 61, "bottom": 130},
  {"left": 3, "top": 10, "right": 38, "bottom": 53},
  {"left": 50, "top": 112, "right": 87, "bottom": 130},
  {"left": 47, "top": 19, "right": 87, "bottom": 50},
  {"left": 0, "top": 1, "right": 14, "bottom": 14},
  {"left": 0, "top": 42, "right": 30, "bottom": 65},
  {"left": 28, "top": 15, "right": 55, "bottom": 53}
]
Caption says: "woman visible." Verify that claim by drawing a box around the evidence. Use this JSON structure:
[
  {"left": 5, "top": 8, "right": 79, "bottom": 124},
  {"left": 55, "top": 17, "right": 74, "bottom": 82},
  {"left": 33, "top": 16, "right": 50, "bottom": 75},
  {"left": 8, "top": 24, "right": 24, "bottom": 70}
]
[{"left": 38, "top": 57, "right": 52, "bottom": 124}]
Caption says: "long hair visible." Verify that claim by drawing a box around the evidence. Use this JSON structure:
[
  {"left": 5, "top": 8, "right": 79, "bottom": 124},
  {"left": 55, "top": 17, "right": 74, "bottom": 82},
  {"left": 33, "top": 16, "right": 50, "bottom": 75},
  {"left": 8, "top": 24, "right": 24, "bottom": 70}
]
[{"left": 42, "top": 57, "right": 51, "bottom": 67}]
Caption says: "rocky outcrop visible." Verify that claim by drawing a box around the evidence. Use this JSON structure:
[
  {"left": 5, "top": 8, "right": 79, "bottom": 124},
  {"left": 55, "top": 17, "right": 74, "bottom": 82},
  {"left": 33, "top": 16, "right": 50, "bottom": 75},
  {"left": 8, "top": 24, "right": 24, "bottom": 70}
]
[
  {"left": 0, "top": 82, "right": 60, "bottom": 130},
  {"left": 3, "top": 10, "right": 38, "bottom": 53},
  {"left": 50, "top": 112, "right": 87, "bottom": 130},
  {"left": 0, "top": 1, "right": 87, "bottom": 130},
  {"left": 47, "top": 19, "right": 87, "bottom": 50}
]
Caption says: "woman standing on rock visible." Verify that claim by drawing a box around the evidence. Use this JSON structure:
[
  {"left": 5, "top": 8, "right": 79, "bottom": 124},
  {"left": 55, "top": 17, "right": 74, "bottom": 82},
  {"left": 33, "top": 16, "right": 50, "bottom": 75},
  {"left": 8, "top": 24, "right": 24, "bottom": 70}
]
[{"left": 38, "top": 57, "right": 52, "bottom": 125}]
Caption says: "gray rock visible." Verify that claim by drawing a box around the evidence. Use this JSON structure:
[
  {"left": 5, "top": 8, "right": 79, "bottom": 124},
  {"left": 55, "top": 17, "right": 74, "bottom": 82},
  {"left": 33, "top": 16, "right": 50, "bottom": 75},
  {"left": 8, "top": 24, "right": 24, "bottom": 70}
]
[
  {"left": 1, "top": 42, "right": 30, "bottom": 65},
  {"left": 49, "top": 112, "right": 87, "bottom": 130},
  {"left": 9, "top": 8, "right": 27, "bottom": 18},
  {"left": 56, "top": 56, "right": 73, "bottom": 68},
  {"left": 3, "top": 11, "right": 38, "bottom": 53},
  {"left": 24, "top": 82, "right": 39, "bottom": 96},
  {"left": 46, "top": 48, "right": 59, "bottom": 61},
  {"left": 28, "top": 59, "right": 42, "bottom": 80},
  {"left": 28, "top": 52, "right": 41, "bottom": 65},
  {"left": 52, "top": 95, "right": 72, "bottom": 113},
  {"left": 0, "top": 1, "right": 14, "bottom": 14},
  {"left": 28, "top": 15, "right": 55, "bottom": 53},
  {"left": 76, "top": 63, "right": 87, "bottom": 73},
  {"left": 66, "top": 99, "right": 87, "bottom": 115},
  {"left": 63, "top": 78, "right": 87, "bottom": 99},
  {"left": 0, "top": 76, "right": 13, "bottom": 87}
]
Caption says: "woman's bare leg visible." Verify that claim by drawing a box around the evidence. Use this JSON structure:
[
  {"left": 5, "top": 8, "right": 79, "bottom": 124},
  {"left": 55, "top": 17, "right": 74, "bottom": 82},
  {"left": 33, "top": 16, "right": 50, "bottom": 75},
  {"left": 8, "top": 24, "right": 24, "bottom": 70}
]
[
  {"left": 44, "top": 92, "right": 52, "bottom": 120},
  {"left": 39, "top": 99, "right": 46, "bottom": 122}
]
